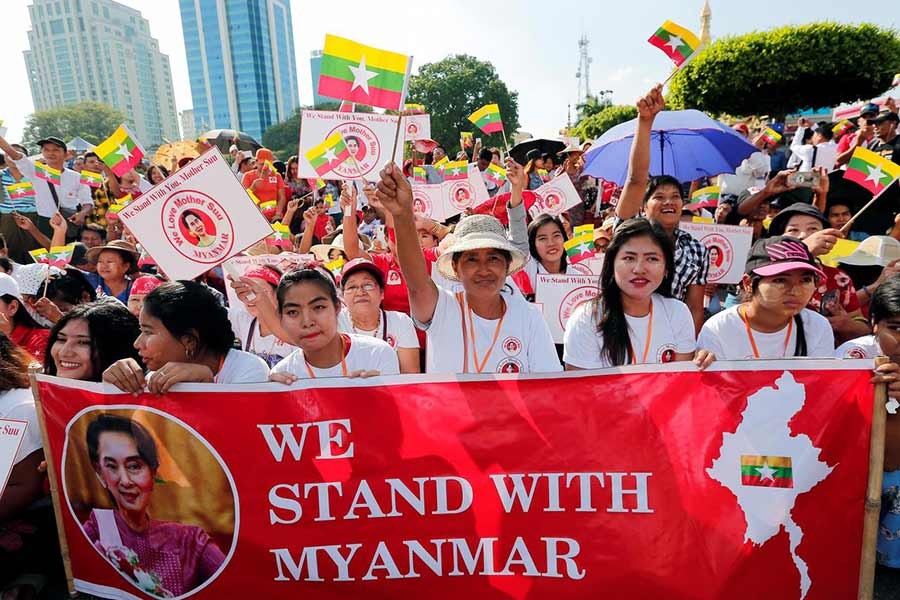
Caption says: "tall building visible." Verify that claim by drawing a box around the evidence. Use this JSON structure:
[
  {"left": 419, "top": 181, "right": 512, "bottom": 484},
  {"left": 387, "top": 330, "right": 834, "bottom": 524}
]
[
  {"left": 180, "top": 109, "right": 197, "bottom": 141},
  {"left": 179, "top": 0, "right": 300, "bottom": 141},
  {"left": 24, "top": 0, "right": 179, "bottom": 146},
  {"left": 310, "top": 50, "right": 331, "bottom": 108},
  {"left": 700, "top": 0, "right": 712, "bottom": 46}
]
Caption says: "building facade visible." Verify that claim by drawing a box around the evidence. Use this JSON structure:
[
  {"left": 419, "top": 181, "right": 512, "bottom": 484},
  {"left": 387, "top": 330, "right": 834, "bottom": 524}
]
[
  {"left": 24, "top": 0, "right": 179, "bottom": 145},
  {"left": 180, "top": 109, "right": 197, "bottom": 141},
  {"left": 179, "top": 0, "right": 299, "bottom": 141}
]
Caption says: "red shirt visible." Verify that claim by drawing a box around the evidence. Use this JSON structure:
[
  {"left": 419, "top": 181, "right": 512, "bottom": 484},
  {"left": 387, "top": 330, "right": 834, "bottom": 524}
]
[
  {"left": 313, "top": 214, "right": 334, "bottom": 241},
  {"left": 808, "top": 264, "right": 859, "bottom": 315},
  {"left": 11, "top": 324, "right": 49, "bottom": 365},
  {"left": 242, "top": 170, "right": 284, "bottom": 203},
  {"left": 370, "top": 249, "right": 439, "bottom": 315}
]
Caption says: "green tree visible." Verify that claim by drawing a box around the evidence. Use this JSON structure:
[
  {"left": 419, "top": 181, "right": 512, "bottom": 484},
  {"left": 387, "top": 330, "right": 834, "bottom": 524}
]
[
  {"left": 22, "top": 101, "right": 126, "bottom": 148},
  {"left": 262, "top": 102, "right": 373, "bottom": 160},
  {"left": 575, "top": 105, "right": 637, "bottom": 141},
  {"left": 406, "top": 55, "right": 519, "bottom": 154},
  {"left": 576, "top": 91, "right": 613, "bottom": 120},
  {"left": 668, "top": 23, "right": 900, "bottom": 119}
]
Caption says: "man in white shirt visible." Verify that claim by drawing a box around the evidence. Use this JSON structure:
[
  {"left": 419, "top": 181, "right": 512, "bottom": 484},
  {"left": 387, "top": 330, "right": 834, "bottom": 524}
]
[
  {"left": 788, "top": 120, "right": 838, "bottom": 171},
  {"left": 0, "top": 135, "right": 92, "bottom": 238}
]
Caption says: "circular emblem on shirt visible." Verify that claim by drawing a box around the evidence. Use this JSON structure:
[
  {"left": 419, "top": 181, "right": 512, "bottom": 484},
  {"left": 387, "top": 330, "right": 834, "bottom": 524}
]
[
  {"left": 497, "top": 358, "right": 523, "bottom": 373},
  {"left": 558, "top": 286, "right": 600, "bottom": 333},
  {"left": 386, "top": 333, "right": 397, "bottom": 349},
  {"left": 160, "top": 190, "right": 234, "bottom": 263},
  {"left": 412, "top": 189, "right": 433, "bottom": 218},
  {"left": 699, "top": 233, "right": 733, "bottom": 283},
  {"left": 386, "top": 270, "right": 402, "bottom": 285},
  {"left": 657, "top": 344, "right": 677, "bottom": 363},
  {"left": 327, "top": 123, "right": 380, "bottom": 178},
  {"left": 502, "top": 336, "right": 522, "bottom": 356},
  {"left": 448, "top": 181, "right": 474, "bottom": 210},
  {"left": 847, "top": 347, "right": 867, "bottom": 359}
]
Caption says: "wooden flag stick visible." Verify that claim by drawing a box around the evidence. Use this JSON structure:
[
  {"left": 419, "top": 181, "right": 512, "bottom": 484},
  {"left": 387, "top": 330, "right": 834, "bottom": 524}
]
[
  {"left": 660, "top": 43, "right": 705, "bottom": 88},
  {"left": 500, "top": 130, "right": 512, "bottom": 162},
  {"left": 41, "top": 263, "right": 51, "bottom": 298},
  {"left": 857, "top": 355, "right": 890, "bottom": 600},
  {"left": 841, "top": 182, "right": 896, "bottom": 235},
  {"left": 28, "top": 367, "right": 76, "bottom": 597}
]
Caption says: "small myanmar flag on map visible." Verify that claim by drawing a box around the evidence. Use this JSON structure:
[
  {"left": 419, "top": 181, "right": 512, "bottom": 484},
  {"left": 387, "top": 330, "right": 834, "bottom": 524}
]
[
  {"left": 740, "top": 455, "right": 793, "bottom": 488},
  {"left": 34, "top": 161, "right": 61, "bottom": 185},
  {"left": 686, "top": 185, "right": 720, "bottom": 210},
  {"left": 80, "top": 170, "right": 103, "bottom": 188},
  {"left": 468, "top": 104, "right": 503, "bottom": 135},
  {"left": 28, "top": 248, "right": 50, "bottom": 264},
  {"left": 318, "top": 34, "right": 411, "bottom": 111},
  {"left": 760, "top": 127, "right": 782, "bottom": 146},
  {"left": 442, "top": 161, "right": 468, "bottom": 181},
  {"left": 648, "top": 20, "right": 701, "bottom": 67},
  {"left": 413, "top": 166, "right": 426, "bottom": 183},
  {"left": 305, "top": 132, "right": 351, "bottom": 176},
  {"left": 564, "top": 231, "right": 594, "bottom": 264},
  {"left": 6, "top": 181, "right": 36, "bottom": 199},
  {"left": 95, "top": 124, "right": 145, "bottom": 177},
  {"left": 266, "top": 222, "right": 292, "bottom": 249},
  {"left": 844, "top": 146, "right": 900, "bottom": 195},
  {"left": 485, "top": 164, "right": 507, "bottom": 188},
  {"left": 49, "top": 243, "right": 76, "bottom": 269}
]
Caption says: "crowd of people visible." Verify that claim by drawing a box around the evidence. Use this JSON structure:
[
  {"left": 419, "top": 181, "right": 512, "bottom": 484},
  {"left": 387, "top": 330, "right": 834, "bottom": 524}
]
[{"left": 1, "top": 81, "right": 900, "bottom": 597}]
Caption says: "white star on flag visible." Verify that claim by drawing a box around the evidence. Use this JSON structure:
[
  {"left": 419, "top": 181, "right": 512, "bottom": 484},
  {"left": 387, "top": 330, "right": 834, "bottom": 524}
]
[
  {"left": 755, "top": 462, "right": 777, "bottom": 482},
  {"left": 695, "top": 193, "right": 709, "bottom": 203},
  {"left": 577, "top": 241, "right": 592, "bottom": 255},
  {"left": 348, "top": 55, "right": 378, "bottom": 95},
  {"left": 449, "top": 167, "right": 461, "bottom": 176},
  {"left": 54, "top": 251, "right": 71, "bottom": 261},
  {"left": 115, "top": 143, "right": 133, "bottom": 162},
  {"left": 664, "top": 35, "right": 685, "bottom": 52},
  {"left": 864, "top": 164, "right": 886, "bottom": 187},
  {"left": 322, "top": 147, "right": 338, "bottom": 163}
]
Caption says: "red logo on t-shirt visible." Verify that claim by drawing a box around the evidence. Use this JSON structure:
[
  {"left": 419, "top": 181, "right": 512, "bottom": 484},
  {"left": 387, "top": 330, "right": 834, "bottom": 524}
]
[
  {"left": 658, "top": 344, "right": 677, "bottom": 363},
  {"left": 497, "top": 358, "right": 522, "bottom": 373},
  {"left": 847, "top": 347, "right": 867, "bottom": 359},
  {"left": 502, "top": 336, "right": 522, "bottom": 356},
  {"left": 387, "top": 271, "right": 402, "bottom": 285},
  {"left": 386, "top": 333, "right": 397, "bottom": 349}
]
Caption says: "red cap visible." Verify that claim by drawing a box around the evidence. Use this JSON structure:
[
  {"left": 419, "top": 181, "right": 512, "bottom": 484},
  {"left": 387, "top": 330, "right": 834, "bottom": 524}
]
[
  {"left": 244, "top": 266, "right": 281, "bottom": 287},
  {"left": 131, "top": 276, "right": 163, "bottom": 296}
]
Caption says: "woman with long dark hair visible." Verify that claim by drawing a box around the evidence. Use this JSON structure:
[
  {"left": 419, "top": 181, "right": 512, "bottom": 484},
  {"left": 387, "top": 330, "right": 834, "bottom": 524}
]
[
  {"left": 564, "top": 218, "right": 714, "bottom": 369},
  {"left": 0, "top": 273, "right": 49, "bottom": 364},
  {"left": 513, "top": 214, "right": 569, "bottom": 300}
]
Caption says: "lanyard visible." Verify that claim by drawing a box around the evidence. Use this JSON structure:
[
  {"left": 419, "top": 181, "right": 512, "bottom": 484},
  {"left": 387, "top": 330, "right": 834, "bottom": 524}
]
[
  {"left": 304, "top": 334, "right": 349, "bottom": 378},
  {"left": 212, "top": 353, "right": 226, "bottom": 383},
  {"left": 627, "top": 301, "right": 654, "bottom": 364},
  {"left": 740, "top": 305, "right": 793, "bottom": 358},
  {"left": 456, "top": 292, "right": 506, "bottom": 374},
  {"left": 351, "top": 309, "right": 387, "bottom": 341}
]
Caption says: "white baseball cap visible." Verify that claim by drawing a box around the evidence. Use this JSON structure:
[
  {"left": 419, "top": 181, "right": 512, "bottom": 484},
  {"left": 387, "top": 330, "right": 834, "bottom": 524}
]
[{"left": 0, "top": 273, "right": 22, "bottom": 300}]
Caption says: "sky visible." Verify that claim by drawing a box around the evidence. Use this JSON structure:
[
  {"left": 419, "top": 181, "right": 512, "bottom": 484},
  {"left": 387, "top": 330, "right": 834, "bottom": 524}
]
[{"left": 1, "top": 0, "right": 897, "bottom": 143}]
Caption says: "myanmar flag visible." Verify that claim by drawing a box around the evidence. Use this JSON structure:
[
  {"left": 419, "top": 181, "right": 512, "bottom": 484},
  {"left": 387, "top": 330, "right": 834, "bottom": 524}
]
[
  {"left": 564, "top": 232, "right": 594, "bottom": 264},
  {"left": 832, "top": 120, "right": 854, "bottom": 137},
  {"left": 95, "top": 125, "right": 145, "bottom": 177},
  {"left": 266, "top": 222, "right": 292, "bottom": 249},
  {"left": 574, "top": 224, "right": 594, "bottom": 238},
  {"left": 740, "top": 455, "right": 793, "bottom": 488},
  {"left": 433, "top": 156, "right": 449, "bottom": 172},
  {"left": 648, "top": 21, "right": 701, "bottom": 67},
  {"left": 28, "top": 248, "right": 50, "bottom": 264},
  {"left": 305, "top": 132, "right": 352, "bottom": 176},
  {"left": 442, "top": 161, "right": 468, "bottom": 181},
  {"left": 468, "top": 104, "right": 504, "bottom": 135},
  {"left": 80, "top": 170, "right": 103, "bottom": 188},
  {"left": 6, "top": 182, "right": 36, "bottom": 199},
  {"left": 461, "top": 131, "right": 474, "bottom": 148},
  {"left": 485, "top": 164, "right": 507, "bottom": 188},
  {"left": 760, "top": 127, "right": 782, "bottom": 146},
  {"left": 686, "top": 185, "right": 720, "bottom": 210},
  {"left": 405, "top": 103, "right": 425, "bottom": 114},
  {"left": 34, "top": 162, "right": 61, "bottom": 185},
  {"left": 49, "top": 243, "right": 76, "bottom": 269},
  {"left": 844, "top": 146, "right": 900, "bottom": 195},
  {"left": 325, "top": 256, "right": 345, "bottom": 276},
  {"left": 318, "top": 34, "right": 411, "bottom": 111},
  {"left": 413, "top": 166, "right": 426, "bottom": 184}
]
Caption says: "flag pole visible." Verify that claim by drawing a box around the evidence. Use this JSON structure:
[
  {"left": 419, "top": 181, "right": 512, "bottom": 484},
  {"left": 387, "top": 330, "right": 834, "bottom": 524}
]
[
  {"left": 840, "top": 180, "right": 897, "bottom": 235},
  {"left": 390, "top": 55, "right": 414, "bottom": 168},
  {"left": 501, "top": 129, "right": 511, "bottom": 162},
  {"left": 858, "top": 355, "right": 890, "bottom": 600},
  {"left": 660, "top": 43, "right": 705, "bottom": 88},
  {"left": 28, "top": 367, "right": 76, "bottom": 596}
]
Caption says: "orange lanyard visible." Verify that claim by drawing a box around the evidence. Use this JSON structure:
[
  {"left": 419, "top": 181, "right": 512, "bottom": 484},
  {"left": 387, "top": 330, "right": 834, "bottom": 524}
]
[
  {"left": 456, "top": 292, "right": 506, "bottom": 373},
  {"left": 740, "top": 305, "right": 793, "bottom": 358},
  {"left": 304, "top": 334, "right": 349, "bottom": 378},
  {"left": 627, "top": 301, "right": 654, "bottom": 364}
]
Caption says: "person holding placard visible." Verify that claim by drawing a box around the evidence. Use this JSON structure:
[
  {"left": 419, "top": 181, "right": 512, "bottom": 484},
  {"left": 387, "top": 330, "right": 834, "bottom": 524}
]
[
  {"left": 513, "top": 213, "right": 570, "bottom": 300},
  {"left": 563, "top": 218, "right": 714, "bottom": 370},
  {"left": 374, "top": 163, "right": 560, "bottom": 375},
  {"left": 227, "top": 266, "right": 296, "bottom": 368},
  {"left": 269, "top": 268, "right": 399, "bottom": 382}
]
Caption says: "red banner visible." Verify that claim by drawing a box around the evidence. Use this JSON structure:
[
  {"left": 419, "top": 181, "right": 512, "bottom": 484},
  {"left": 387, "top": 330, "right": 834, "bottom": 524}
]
[{"left": 38, "top": 360, "right": 874, "bottom": 599}]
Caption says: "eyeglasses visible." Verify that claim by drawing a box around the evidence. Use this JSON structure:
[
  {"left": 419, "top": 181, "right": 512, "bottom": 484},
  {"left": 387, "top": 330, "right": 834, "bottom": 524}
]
[{"left": 344, "top": 282, "right": 377, "bottom": 294}]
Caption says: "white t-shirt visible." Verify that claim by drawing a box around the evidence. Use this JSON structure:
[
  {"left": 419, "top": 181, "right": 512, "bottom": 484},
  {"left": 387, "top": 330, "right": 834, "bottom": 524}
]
[
  {"left": 698, "top": 305, "right": 835, "bottom": 360},
  {"left": 216, "top": 348, "right": 271, "bottom": 384},
  {"left": 337, "top": 308, "right": 420, "bottom": 350},
  {"left": 563, "top": 294, "right": 696, "bottom": 368},
  {"left": 419, "top": 285, "right": 562, "bottom": 374},
  {"left": 271, "top": 333, "right": 400, "bottom": 378},
  {"left": 12, "top": 157, "right": 93, "bottom": 216},
  {"left": 0, "top": 387, "right": 42, "bottom": 464},
  {"left": 834, "top": 334, "right": 880, "bottom": 359},
  {"left": 228, "top": 305, "right": 297, "bottom": 367}
]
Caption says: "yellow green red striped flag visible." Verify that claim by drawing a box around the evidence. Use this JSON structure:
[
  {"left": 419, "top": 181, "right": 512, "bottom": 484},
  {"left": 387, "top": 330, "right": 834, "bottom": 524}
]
[
  {"left": 80, "top": 170, "right": 103, "bottom": 187},
  {"left": 844, "top": 146, "right": 900, "bottom": 195},
  {"left": 304, "top": 132, "right": 351, "bottom": 176},
  {"left": 468, "top": 104, "right": 503, "bottom": 135},
  {"left": 648, "top": 21, "right": 701, "bottom": 67},
  {"left": 740, "top": 455, "right": 793, "bottom": 488},
  {"left": 266, "top": 221, "right": 292, "bottom": 249},
  {"left": 318, "top": 34, "right": 411, "bottom": 111},
  {"left": 34, "top": 161, "right": 61, "bottom": 185},
  {"left": 760, "top": 127, "right": 782, "bottom": 146},
  {"left": 95, "top": 124, "right": 145, "bottom": 177}
]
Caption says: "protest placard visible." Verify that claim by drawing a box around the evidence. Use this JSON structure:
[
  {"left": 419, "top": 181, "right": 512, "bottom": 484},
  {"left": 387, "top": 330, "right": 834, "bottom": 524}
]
[
  {"left": 534, "top": 273, "right": 600, "bottom": 343},
  {"left": 402, "top": 114, "right": 431, "bottom": 141},
  {"left": 411, "top": 165, "right": 489, "bottom": 222},
  {"left": 298, "top": 111, "right": 405, "bottom": 181},
  {"left": 118, "top": 148, "right": 274, "bottom": 281},
  {"left": 37, "top": 361, "right": 877, "bottom": 599},
  {"left": 0, "top": 418, "right": 28, "bottom": 498},
  {"left": 528, "top": 175, "right": 582, "bottom": 219},
  {"left": 679, "top": 221, "right": 753, "bottom": 284},
  {"left": 222, "top": 252, "right": 316, "bottom": 307}
]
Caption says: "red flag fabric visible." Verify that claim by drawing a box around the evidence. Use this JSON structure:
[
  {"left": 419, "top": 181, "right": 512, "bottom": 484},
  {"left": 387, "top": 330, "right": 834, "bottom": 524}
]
[
  {"left": 38, "top": 361, "right": 874, "bottom": 599},
  {"left": 469, "top": 191, "right": 539, "bottom": 226}
]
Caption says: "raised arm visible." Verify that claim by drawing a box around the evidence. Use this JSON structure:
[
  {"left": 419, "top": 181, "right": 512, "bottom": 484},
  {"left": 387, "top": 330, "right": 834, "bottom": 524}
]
[
  {"left": 0, "top": 135, "right": 23, "bottom": 161},
  {"left": 297, "top": 207, "right": 319, "bottom": 255},
  {"left": 616, "top": 85, "right": 664, "bottom": 220},
  {"left": 505, "top": 159, "right": 530, "bottom": 257},
  {"left": 339, "top": 181, "right": 372, "bottom": 261},
  {"left": 376, "top": 163, "right": 439, "bottom": 324}
]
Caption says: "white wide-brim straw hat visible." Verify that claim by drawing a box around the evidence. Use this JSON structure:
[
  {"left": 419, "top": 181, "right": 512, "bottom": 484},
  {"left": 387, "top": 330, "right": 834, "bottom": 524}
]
[
  {"left": 310, "top": 233, "right": 371, "bottom": 262},
  {"left": 435, "top": 214, "right": 526, "bottom": 281},
  {"left": 838, "top": 236, "right": 900, "bottom": 267}
]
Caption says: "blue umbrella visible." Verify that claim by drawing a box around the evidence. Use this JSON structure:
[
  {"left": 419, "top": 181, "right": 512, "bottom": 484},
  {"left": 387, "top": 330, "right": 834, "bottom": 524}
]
[{"left": 581, "top": 110, "right": 758, "bottom": 186}]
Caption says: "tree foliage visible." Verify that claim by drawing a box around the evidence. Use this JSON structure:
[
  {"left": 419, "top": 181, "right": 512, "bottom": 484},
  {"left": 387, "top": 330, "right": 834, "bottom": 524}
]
[
  {"left": 576, "top": 92, "right": 613, "bottom": 121},
  {"left": 22, "top": 101, "right": 125, "bottom": 148},
  {"left": 668, "top": 23, "right": 900, "bottom": 119},
  {"left": 575, "top": 105, "right": 638, "bottom": 141},
  {"left": 407, "top": 55, "right": 519, "bottom": 154},
  {"left": 262, "top": 102, "right": 373, "bottom": 160}
]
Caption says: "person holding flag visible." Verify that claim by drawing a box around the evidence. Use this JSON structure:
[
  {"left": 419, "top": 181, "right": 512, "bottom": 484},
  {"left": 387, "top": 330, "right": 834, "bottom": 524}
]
[
  {"left": 614, "top": 84, "right": 709, "bottom": 332},
  {"left": 564, "top": 218, "right": 714, "bottom": 370},
  {"left": 242, "top": 149, "right": 286, "bottom": 221}
]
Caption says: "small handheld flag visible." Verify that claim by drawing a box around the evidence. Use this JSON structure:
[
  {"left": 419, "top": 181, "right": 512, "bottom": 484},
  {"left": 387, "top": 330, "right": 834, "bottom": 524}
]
[
  {"left": 413, "top": 166, "right": 426, "bottom": 184},
  {"left": 564, "top": 230, "right": 594, "bottom": 264},
  {"left": 468, "top": 104, "right": 503, "bottom": 135},
  {"left": 760, "top": 127, "right": 783, "bottom": 146},
  {"left": 304, "top": 132, "right": 351, "bottom": 176},
  {"left": 95, "top": 124, "right": 145, "bottom": 177},
  {"left": 29, "top": 248, "right": 50, "bottom": 264},
  {"left": 80, "top": 170, "right": 103, "bottom": 188},
  {"left": 685, "top": 185, "right": 720, "bottom": 210},
  {"left": 485, "top": 164, "right": 507, "bottom": 188},
  {"left": 844, "top": 147, "right": 900, "bottom": 195},
  {"left": 48, "top": 243, "right": 76, "bottom": 269},
  {"left": 648, "top": 21, "right": 702, "bottom": 67},
  {"left": 325, "top": 256, "right": 345, "bottom": 276},
  {"left": 318, "top": 34, "right": 412, "bottom": 111},
  {"left": 433, "top": 156, "right": 449, "bottom": 172},
  {"left": 404, "top": 103, "right": 426, "bottom": 114},
  {"left": 266, "top": 222, "right": 293, "bottom": 249},
  {"left": 461, "top": 132, "right": 474, "bottom": 148},
  {"left": 442, "top": 161, "right": 468, "bottom": 181},
  {"left": 5, "top": 181, "right": 36, "bottom": 199},
  {"left": 34, "top": 162, "right": 61, "bottom": 185},
  {"left": 832, "top": 120, "right": 854, "bottom": 137}
]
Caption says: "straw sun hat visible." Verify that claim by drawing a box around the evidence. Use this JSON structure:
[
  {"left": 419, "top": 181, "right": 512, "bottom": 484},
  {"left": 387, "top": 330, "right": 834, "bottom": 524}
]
[{"left": 435, "top": 214, "right": 526, "bottom": 281}]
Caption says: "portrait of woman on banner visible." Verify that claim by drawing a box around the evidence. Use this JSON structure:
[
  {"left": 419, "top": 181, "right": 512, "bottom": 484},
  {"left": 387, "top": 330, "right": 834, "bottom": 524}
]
[{"left": 180, "top": 209, "right": 217, "bottom": 248}]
